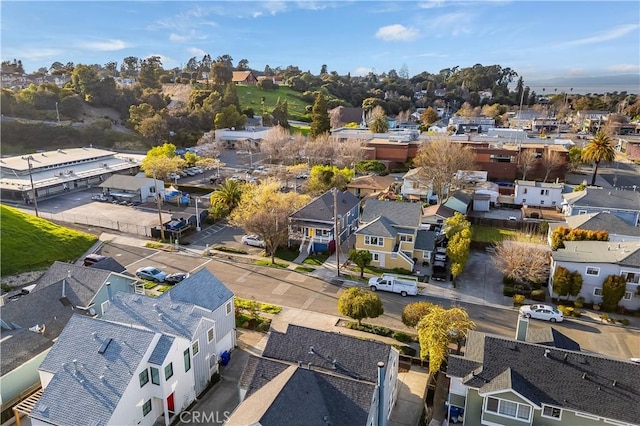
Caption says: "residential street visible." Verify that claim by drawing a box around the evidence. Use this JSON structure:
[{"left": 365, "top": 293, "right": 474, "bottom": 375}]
[{"left": 99, "top": 240, "right": 640, "bottom": 360}]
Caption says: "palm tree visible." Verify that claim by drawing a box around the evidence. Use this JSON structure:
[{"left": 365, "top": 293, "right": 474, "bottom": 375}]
[
  {"left": 581, "top": 130, "right": 616, "bottom": 186},
  {"left": 210, "top": 179, "right": 243, "bottom": 213}
]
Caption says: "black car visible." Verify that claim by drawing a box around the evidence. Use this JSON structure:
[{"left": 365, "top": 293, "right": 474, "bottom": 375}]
[{"left": 165, "top": 272, "right": 189, "bottom": 284}]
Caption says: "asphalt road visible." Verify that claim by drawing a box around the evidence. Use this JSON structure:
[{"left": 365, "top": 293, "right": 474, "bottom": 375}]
[{"left": 99, "top": 242, "right": 640, "bottom": 360}]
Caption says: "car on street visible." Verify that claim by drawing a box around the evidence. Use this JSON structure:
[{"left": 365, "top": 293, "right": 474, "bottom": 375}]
[
  {"left": 165, "top": 272, "right": 190, "bottom": 284},
  {"left": 519, "top": 304, "right": 564, "bottom": 323},
  {"left": 242, "top": 234, "right": 265, "bottom": 248},
  {"left": 83, "top": 254, "right": 107, "bottom": 266},
  {"left": 136, "top": 266, "right": 168, "bottom": 282}
]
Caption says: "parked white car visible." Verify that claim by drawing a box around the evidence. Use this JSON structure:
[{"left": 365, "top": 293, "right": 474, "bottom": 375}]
[
  {"left": 519, "top": 304, "right": 564, "bottom": 323},
  {"left": 242, "top": 235, "right": 265, "bottom": 248}
]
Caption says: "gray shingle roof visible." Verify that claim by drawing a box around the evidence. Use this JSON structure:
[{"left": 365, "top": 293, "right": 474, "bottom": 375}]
[
  {"left": 360, "top": 199, "right": 422, "bottom": 228},
  {"left": 159, "top": 268, "right": 233, "bottom": 312},
  {"left": 88, "top": 257, "right": 127, "bottom": 273},
  {"left": 239, "top": 355, "right": 291, "bottom": 397},
  {"left": 563, "top": 187, "right": 640, "bottom": 211},
  {"left": 415, "top": 230, "right": 437, "bottom": 251},
  {"left": 525, "top": 327, "right": 581, "bottom": 351},
  {"left": 99, "top": 174, "right": 150, "bottom": 191},
  {"left": 552, "top": 241, "right": 640, "bottom": 267},
  {"left": 31, "top": 315, "right": 157, "bottom": 426},
  {"left": 35, "top": 261, "right": 112, "bottom": 307},
  {"left": 447, "top": 331, "right": 640, "bottom": 424},
  {"left": 102, "top": 291, "right": 204, "bottom": 339},
  {"left": 562, "top": 212, "right": 640, "bottom": 237},
  {"left": 148, "top": 335, "right": 175, "bottom": 365},
  {"left": 357, "top": 216, "right": 398, "bottom": 237},
  {"left": 290, "top": 190, "right": 359, "bottom": 223},
  {"left": 262, "top": 325, "right": 391, "bottom": 383}
]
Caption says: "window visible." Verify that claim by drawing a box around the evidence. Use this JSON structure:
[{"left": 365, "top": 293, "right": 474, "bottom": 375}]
[
  {"left": 541, "top": 189, "right": 549, "bottom": 196},
  {"left": 101, "top": 300, "right": 110, "bottom": 314},
  {"left": 485, "top": 397, "right": 531, "bottom": 421},
  {"left": 184, "top": 348, "right": 191, "bottom": 372},
  {"left": 594, "top": 288, "right": 603, "bottom": 296},
  {"left": 225, "top": 301, "right": 232, "bottom": 315},
  {"left": 207, "top": 327, "right": 214, "bottom": 342},
  {"left": 621, "top": 271, "right": 639, "bottom": 284},
  {"left": 523, "top": 188, "right": 528, "bottom": 194},
  {"left": 586, "top": 266, "right": 600, "bottom": 276},
  {"left": 139, "top": 369, "right": 149, "bottom": 387},
  {"left": 542, "top": 405, "right": 562, "bottom": 420},
  {"left": 399, "top": 234, "right": 413, "bottom": 242},
  {"left": 364, "top": 236, "right": 384, "bottom": 246},
  {"left": 150, "top": 367, "right": 160, "bottom": 385},
  {"left": 372, "top": 253, "right": 380, "bottom": 262},
  {"left": 142, "top": 399, "right": 152, "bottom": 417},
  {"left": 164, "top": 362, "right": 173, "bottom": 380},
  {"left": 552, "top": 201, "right": 557, "bottom": 206},
  {"left": 623, "top": 291, "right": 633, "bottom": 301},
  {"left": 192, "top": 340, "right": 199, "bottom": 356},
  {"left": 540, "top": 200, "right": 545, "bottom": 205},
  {"left": 522, "top": 199, "right": 526, "bottom": 203}
]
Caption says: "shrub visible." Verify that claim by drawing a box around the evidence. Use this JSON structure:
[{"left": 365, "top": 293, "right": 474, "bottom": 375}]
[
  {"left": 503, "top": 275, "right": 517, "bottom": 285},
  {"left": 143, "top": 282, "right": 157, "bottom": 289},
  {"left": 392, "top": 331, "right": 414, "bottom": 343},
  {"left": 574, "top": 296, "right": 585, "bottom": 308},
  {"left": 531, "top": 289, "right": 546, "bottom": 302},
  {"left": 345, "top": 322, "right": 392, "bottom": 336},
  {"left": 513, "top": 294, "right": 525, "bottom": 306},
  {"left": 393, "top": 344, "right": 417, "bottom": 357},
  {"left": 558, "top": 305, "right": 574, "bottom": 316},
  {"left": 1, "top": 283, "right": 12, "bottom": 293},
  {"left": 600, "top": 313, "right": 609, "bottom": 322},
  {"left": 620, "top": 318, "right": 631, "bottom": 326},
  {"left": 601, "top": 274, "right": 627, "bottom": 312},
  {"left": 503, "top": 286, "right": 516, "bottom": 297}
]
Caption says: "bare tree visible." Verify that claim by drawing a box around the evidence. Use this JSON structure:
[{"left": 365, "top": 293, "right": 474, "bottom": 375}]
[
  {"left": 305, "top": 133, "right": 337, "bottom": 166},
  {"left": 260, "top": 125, "right": 290, "bottom": 163},
  {"left": 283, "top": 133, "right": 307, "bottom": 165},
  {"left": 517, "top": 149, "right": 538, "bottom": 180},
  {"left": 541, "top": 150, "right": 563, "bottom": 182},
  {"left": 334, "top": 138, "right": 366, "bottom": 168},
  {"left": 413, "top": 137, "right": 477, "bottom": 203},
  {"left": 493, "top": 241, "right": 550, "bottom": 284}
]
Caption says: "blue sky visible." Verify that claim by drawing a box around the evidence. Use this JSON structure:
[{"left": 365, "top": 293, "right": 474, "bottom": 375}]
[{"left": 2, "top": 1, "right": 639, "bottom": 84}]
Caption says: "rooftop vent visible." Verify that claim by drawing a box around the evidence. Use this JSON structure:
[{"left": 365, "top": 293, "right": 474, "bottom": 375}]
[
  {"left": 308, "top": 346, "right": 315, "bottom": 355},
  {"left": 544, "top": 349, "right": 550, "bottom": 358},
  {"left": 98, "top": 338, "right": 113, "bottom": 354}
]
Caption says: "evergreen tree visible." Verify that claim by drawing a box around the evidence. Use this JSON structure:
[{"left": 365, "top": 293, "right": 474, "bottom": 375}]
[
  {"left": 310, "top": 92, "right": 330, "bottom": 138},
  {"left": 272, "top": 98, "right": 290, "bottom": 128}
]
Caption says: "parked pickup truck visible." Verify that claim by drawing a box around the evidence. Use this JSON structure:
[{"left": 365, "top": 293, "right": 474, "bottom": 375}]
[
  {"left": 432, "top": 261, "right": 448, "bottom": 281},
  {"left": 368, "top": 274, "right": 418, "bottom": 296}
]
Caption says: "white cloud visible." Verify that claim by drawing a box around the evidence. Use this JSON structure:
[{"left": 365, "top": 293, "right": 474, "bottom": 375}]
[
  {"left": 608, "top": 63, "right": 640, "bottom": 73},
  {"left": 375, "top": 24, "right": 419, "bottom": 41},
  {"left": 169, "top": 33, "right": 188, "bottom": 42},
  {"left": 10, "top": 48, "right": 62, "bottom": 61},
  {"left": 414, "top": 52, "right": 448, "bottom": 58},
  {"left": 558, "top": 24, "right": 639, "bottom": 48},
  {"left": 418, "top": 0, "right": 445, "bottom": 9},
  {"left": 252, "top": 11, "right": 263, "bottom": 18},
  {"left": 187, "top": 47, "right": 206, "bottom": 56},
  {"left": 425, "top": 12, "right": 473, "bottom": 36},
  {"left": 77, "top": 39, "right": 128, "bottom": 51},
  {"left": 264, "top": 1, "right": 287, "bottom": 15},
  {"left": 353, "top": 67, "right": 373, "bottom": 76},
  {"left": 567, "top": 68, "right": 587, "bottom": 76}
]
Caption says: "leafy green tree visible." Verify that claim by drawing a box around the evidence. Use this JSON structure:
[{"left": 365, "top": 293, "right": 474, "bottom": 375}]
[
  {"left": 210, "top": 179, "right": 244, "bottom": 215},
  {"left": 368, "top": 105, "right": 389, "bottom": 133},
  {"left": 306, "top": 165, "right": 353, "bottom": 194},
  {"left": 355, "top": 160, "right": 386, "bottom": 175},
  {"left": 569, "top": 271, "right": 584, "bottom": 300},
  {"left": 444, "top": 212, "right": 470, "bottom": 239},
  {"left": 417, "top": 306, "right": 475, "bottom": 372},
  {"left": 552, "top": 266, "right": 571, "bottom": 299},
  {"left": 337, "top": 287, "right": 384, "bottom": 326},
  {"left": 581, "top": 130, "right": 616, "bottom": 186},
  {"left": 310, "top": 92, "right": 330, "bottom": 138},
  {"left": 223, "top": 83, "right": 240, "bottom": 109},
  {"left": 137, "top": 114, "right": 169, "bottom": 145},
  {"left": 214, "top": 105, "right": 246, "bottom": 130},
  {"left": 402, "top": 301, "right": 435, "bottom": 328},
  {"left": 348, "top": 249, "right": 372, "bottom": 278},
  {"left": 71, "top": 64, "right": 100, "bottom": 103},
  {"left": 447, "top": 228, "right": 471, "bottom": 281},
  {"left": 210, "top": 60, "right": 233, "bottom": 90},
  {"left": 601, "top": 274, "right": 627, "bottom": 311},
  {"left": 361, "top": 97, "right": 383, "bottom": 111},
  {"left": 271, "top": 98, "right": 290, "bottom": 128}
]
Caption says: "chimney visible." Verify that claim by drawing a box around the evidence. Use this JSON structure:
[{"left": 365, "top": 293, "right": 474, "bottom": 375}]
[
  {"left": 515, "top": 316, "right": 529, "bottom": 342},
  {"left": 377, "top": 362, "right": 386, "bottom": 426},
  {"left": 62, "top": 279, "right": 66, "bottom": 297},
  {"left": 105, "top": 282, "right": 112, "bottom": 301}
]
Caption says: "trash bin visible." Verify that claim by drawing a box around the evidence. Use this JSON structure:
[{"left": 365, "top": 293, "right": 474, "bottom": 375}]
[{"left": 220, "top": 351, "right": 231, "bottom": 366}]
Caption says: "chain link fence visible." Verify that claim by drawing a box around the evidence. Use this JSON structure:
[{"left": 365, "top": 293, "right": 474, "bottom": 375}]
[{"left": 37, "top": 211, "right": 152, "bottom": 237}]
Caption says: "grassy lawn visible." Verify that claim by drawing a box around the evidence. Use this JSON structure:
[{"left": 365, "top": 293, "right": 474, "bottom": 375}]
[
  {"left": 235, "top": 297, "right": 282, "bottom": 314},
  {"left": 471, "top": 225, "right": 546, "bottom": 244},
  {"left": 254, "top": 260, "right": 288, "bottom": 268},
  {"left": 291, "top": 124, "right": 310, "bottom": 136},
  {"left": 295, "top": 266, "right": 315, "bottom": 273},
  {"left": 303, "top": 253, "right": 329, "bottom": 266},
  {"left": 236, "top": 85, "right": 310, "bottom": 122},
  {"left": 0, "top": 205, "right": 97, "bottom": 276},
  {"left": 275, "top": 247, "right": 299, "bottom": 262}
]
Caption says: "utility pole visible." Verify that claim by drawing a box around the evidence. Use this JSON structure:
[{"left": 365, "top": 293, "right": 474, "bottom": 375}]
[
  {"left": 153, "top": 171, "right": 165, "bottom": 241},
  {"left": 24, "top": 156, "right": 39, "bottom": 217},
  {"left": 334, "top": 188, "right": 340, "bottom": 277}
]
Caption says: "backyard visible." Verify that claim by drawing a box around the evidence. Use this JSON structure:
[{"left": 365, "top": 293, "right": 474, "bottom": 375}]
[{"left": 471, "top": 225, "right": 546, "bottom": 244}]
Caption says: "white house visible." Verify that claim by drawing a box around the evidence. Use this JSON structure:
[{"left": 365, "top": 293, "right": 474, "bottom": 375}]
[
  {"left": 22, "top": 269, "right": 236, "bottom": 426},
  {"left": 548, "top": 212, "right": 640, "bottom": 245},
  {"left": 515, "top": 180, "right": 565, "bottom": 208},
  {"left": 550, "top": 241, "right": 640, "bottom": 310},
  {"left": 400, "top": 167, "right": 433, "bottom": 202},
  {"left": 99, "top": 174, "right": 165, "bottom": 203}
]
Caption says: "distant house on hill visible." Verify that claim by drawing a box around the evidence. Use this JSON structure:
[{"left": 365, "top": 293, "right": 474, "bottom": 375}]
[{"left": 232, "top": 71, "right": 258, "bottom": 85}]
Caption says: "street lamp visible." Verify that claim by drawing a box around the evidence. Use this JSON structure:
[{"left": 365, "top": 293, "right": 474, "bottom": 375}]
[
  {"left": 333, "top": 188, "right": 340, "bottom": 277},
  {"left": 23, "top": 156, "right": 39, "bottom": 217},
  {"left": 195, "top": 197, "right": 201, "bottom": 231}
]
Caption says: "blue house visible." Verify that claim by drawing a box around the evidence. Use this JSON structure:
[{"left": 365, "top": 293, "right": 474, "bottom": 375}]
[
  {"left": 288, "top": 189, "right": 360, "bottom": 254},
  {"left": 562, "top": 187, "right": 640, "bottom": 227}
]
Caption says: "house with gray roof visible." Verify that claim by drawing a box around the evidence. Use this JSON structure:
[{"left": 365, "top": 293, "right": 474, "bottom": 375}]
[
  {"left": 0, "top": 262, "right": 140, "bottom": 421},
  {"left": 550, "top": 241, "right": 640, "bottom": 310},
  {"left": 26, "top": 315, "right": 196, "bottom": 426},
  {"left": 443, "top": 190, "right": 473, "bottom": 215},
  {"left": 102, "top": 268, "right": 235, "bottom": 396},
  {"left": 447, "top": 318, "right": 640, "bottom": 426},
  {"left": 227, "top": 325, "right": 399, "bottom": 426},
  {"left": 355, "top": 199, "right": 424, "bottom": 271},
  {"left": 548, "top": 212, "right": 640, "bottom": 245},
  {"left": 400, "top": 167, "right": 433, "bottom": 202},
  {"left": 515, "top": 180, "right": 565, "bottom": 208},
  {"left": 561, "top": 187, "right": 640, "bottom": 226},
  {"left": 21, "top": 269, "right": 235, "bottom": 426},
  {"left": 288, "top": 189, "right": 359, "bottom": 254},
  {"left": 99, "top": 174, "right": 164, "bottom": 203}
]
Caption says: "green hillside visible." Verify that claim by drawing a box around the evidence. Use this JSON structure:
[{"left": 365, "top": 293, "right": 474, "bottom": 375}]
[
  {"left": 0, "top": 204, "right": 98, "bottom": 276},
  {"left": 236, "top": 84, "right": 311, "bottom": 122}
]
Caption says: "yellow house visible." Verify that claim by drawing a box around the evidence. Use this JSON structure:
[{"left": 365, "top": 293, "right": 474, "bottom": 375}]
[{"left": 355, "top": 199, "right": 437, "bottom": 271}]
